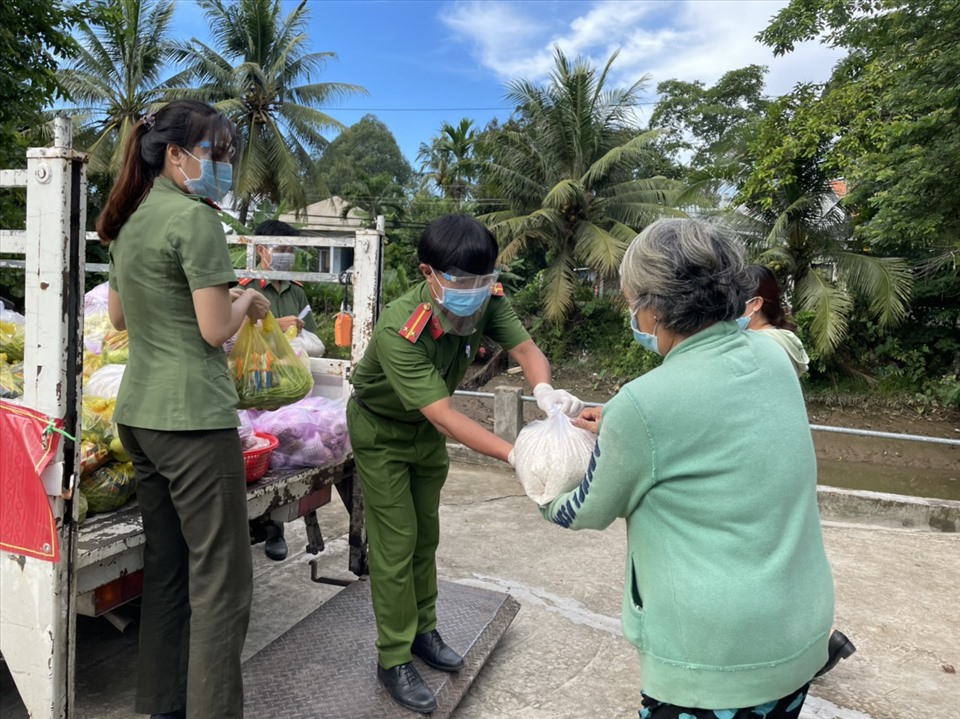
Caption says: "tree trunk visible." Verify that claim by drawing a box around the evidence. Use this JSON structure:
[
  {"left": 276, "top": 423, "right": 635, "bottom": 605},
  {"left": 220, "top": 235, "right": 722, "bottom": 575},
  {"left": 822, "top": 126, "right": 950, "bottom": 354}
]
[{"left": 238, "top": 195, "right": 251, "bottom": 226}]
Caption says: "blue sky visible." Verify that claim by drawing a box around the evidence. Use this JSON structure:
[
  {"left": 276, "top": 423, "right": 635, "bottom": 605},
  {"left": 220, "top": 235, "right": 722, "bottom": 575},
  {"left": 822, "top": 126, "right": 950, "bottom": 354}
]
[{"left": 169, "top": 0, "right": 842, "bottom": 165}]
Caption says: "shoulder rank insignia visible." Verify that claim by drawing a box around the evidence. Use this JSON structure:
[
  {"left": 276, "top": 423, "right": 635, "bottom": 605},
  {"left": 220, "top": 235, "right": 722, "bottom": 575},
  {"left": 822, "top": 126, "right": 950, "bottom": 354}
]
[
  {"left": 490, "top": 282, "right": 505, "bottom": 297},
  {"left": 237, "top": 277, "right": 267, "bottom": 289},
  {"left": 399, "top": 303, "right": 434, "bottom": 343}
]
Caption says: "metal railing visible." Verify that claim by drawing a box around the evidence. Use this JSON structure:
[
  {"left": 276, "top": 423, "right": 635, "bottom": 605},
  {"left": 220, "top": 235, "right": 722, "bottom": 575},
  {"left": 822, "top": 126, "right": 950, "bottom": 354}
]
[{"left": 453, "top": 389, "right": 960, "bottom": 447}]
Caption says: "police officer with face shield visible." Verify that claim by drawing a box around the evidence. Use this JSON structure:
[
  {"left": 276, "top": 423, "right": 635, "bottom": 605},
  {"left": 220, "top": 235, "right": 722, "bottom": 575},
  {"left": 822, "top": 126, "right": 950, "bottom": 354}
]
[{"left": 347, "top": 214, "right": 583, "bottom": 714}]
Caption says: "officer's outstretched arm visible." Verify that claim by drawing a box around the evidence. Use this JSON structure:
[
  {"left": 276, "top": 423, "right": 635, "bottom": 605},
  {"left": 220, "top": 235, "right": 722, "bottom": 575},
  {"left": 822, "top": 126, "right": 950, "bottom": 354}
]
[
  {"left": 507, "top": 339, "right": 551, "bottom": 388},
  {"left": 420, "top": 396, "right": 513, "bottom": 463}
]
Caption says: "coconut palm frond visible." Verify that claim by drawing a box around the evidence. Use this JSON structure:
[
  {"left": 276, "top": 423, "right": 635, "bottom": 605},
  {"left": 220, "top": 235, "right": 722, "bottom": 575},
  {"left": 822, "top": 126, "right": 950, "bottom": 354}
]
[
  {"left": 836, "top": 251, "right": 912, "bottom": 326},
  {"left": 794, "top": 267, "right": 852, "bottom": 354}
]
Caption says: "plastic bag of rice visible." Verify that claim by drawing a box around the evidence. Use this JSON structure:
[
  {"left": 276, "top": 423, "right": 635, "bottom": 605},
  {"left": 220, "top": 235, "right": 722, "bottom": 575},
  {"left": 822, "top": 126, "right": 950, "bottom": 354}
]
[{"left": 512, "top": 408, "right": 596, "bottom": 505}]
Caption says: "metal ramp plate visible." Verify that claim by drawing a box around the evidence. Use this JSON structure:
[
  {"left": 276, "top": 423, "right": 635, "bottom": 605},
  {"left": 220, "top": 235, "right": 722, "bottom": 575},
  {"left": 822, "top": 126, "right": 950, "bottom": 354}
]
[{"left": 242, "top": 579, "right": 519, "bottom": 718}]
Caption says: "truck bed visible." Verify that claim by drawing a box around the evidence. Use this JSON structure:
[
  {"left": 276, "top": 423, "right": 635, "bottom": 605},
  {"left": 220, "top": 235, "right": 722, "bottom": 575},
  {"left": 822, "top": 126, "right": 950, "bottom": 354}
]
[{"left": 75, "top": 459, "right": 354, "bottom": 614}]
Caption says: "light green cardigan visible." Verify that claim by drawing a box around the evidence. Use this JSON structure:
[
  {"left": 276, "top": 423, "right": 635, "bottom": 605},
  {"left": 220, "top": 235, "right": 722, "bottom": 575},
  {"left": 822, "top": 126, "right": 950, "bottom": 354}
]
[{"left": 542, "top": 322, "right": 834, "bottom": 709}]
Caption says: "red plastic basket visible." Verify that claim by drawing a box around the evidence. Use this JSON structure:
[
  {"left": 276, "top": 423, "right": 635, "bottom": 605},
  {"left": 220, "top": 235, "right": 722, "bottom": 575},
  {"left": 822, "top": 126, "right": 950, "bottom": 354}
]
[{"left": 243, "top": 432, "right": 279, "bottom": 484}]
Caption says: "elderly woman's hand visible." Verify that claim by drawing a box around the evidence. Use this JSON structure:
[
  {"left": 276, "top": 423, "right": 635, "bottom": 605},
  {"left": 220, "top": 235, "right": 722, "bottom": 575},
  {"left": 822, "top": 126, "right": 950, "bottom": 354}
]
[{"left": 572, "top": 405, "right": 602, "bottom": 433}]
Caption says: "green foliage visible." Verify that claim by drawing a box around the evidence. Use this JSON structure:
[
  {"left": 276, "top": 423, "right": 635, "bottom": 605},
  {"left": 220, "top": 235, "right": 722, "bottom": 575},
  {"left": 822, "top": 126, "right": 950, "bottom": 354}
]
[
  {"left": 309, "top": 114, "right": 412, "bottom": 200},
  {"left": 0, "top": 0, "right": 83, "bottom": 137},
  {"left": 650, "top": 64, "right": 769, "bottom": 180},
  {"left": 733, "top": 83, "right": 912, "bottom": 356},
  {"left": 58, "top": 0, "right": 182, "bottom": 178},
  {"left": 169, "top": 0, "right": 367, "bottom": 223},
  {"left": 744, "top": 0, "right": 958, "bottom": 368},
  {"left": 511, "top": 285, "right": 661, "bottom": 382},
  {"left": 417, "top": 118, "right": 481, "bottom": 205},
  {"left": 339, "top": 172, "right": 407, "bottom": 229},
  {"left": 480, "top": 47, "right": 693, "bottom": 323}
]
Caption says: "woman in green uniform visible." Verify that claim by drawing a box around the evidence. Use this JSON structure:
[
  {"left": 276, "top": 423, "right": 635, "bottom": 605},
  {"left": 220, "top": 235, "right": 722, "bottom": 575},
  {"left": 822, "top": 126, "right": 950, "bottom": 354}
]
[
  {"left": 96, "top": 100, "right": 270, "bottom": 719},
  {"left": 348, "top": 214, "right": 582, "bottom": 713}
]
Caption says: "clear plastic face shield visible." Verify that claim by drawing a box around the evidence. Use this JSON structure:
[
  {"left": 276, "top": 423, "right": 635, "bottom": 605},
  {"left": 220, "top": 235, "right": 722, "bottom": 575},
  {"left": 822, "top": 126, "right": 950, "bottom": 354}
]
[{"left": 428, "top": 266, "right": 500, "bottom": 335}]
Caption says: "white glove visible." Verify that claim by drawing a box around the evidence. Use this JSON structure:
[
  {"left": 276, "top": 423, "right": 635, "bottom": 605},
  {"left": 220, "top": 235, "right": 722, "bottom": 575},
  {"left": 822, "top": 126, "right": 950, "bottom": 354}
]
[
  {"left": 533, "top": 383, "right": 584, "bottom": 418},
  {"left": 507, "top": 448, "right": 516, "bottom": 467}
]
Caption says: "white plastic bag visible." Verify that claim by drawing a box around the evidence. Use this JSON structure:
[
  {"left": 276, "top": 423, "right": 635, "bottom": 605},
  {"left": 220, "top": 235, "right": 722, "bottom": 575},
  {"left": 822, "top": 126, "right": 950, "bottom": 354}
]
[
  {"left": 300, "top": 329, "right": 325, "bottom": 358},
  {"left": 513, "top": 409, "right": 597, "bottom": 505},
  {"left": 84, "top": 364, "right": 125, "bottom": 399}
]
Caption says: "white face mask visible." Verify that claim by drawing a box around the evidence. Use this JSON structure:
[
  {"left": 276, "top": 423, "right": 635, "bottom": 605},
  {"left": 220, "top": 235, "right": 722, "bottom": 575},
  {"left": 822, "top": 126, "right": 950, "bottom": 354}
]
[{"left": 269, "top": 252, "right": 295, "bottom": 272}]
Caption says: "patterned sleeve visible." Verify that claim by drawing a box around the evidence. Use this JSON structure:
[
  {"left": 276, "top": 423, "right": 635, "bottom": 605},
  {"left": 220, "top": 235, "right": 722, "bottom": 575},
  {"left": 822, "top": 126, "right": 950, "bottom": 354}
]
[{"left": 540, "top": 393, "right": 656, "bottom": 530}]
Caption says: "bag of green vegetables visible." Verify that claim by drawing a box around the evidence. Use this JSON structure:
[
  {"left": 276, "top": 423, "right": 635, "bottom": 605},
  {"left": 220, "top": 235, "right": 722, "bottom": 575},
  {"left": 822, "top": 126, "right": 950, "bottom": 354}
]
[{"left": 228, "top": 313, "right": 313, "bottom": 411}]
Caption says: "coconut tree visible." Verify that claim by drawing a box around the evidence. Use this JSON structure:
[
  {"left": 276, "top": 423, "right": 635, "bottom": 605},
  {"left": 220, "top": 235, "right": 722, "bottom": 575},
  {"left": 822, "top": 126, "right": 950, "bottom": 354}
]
[
  {"left": 734, "top": 91, "right": 912, "bottom": 356},
  {"left": 57, "top": 0, "right": 185, "bottom": 177},
  {"left": 417, "top": 118, "right": 480, "bottom": 205},
  {"left": 170, "top": 0, "right": 367, "bottom": 223},
  {"left": 481, "top": 48, "right": 689, "bottom": 322}
]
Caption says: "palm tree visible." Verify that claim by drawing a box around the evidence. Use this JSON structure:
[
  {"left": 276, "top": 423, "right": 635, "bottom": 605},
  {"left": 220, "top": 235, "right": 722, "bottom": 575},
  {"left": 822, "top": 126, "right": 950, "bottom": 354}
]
[
  {"left": 340, "top": 172, "right": 406, "bottom": 228},
  {"left": 57, "top": 0, "right": 185, "bottom": 177},
  {"left": 417, "top": 118, "right": 480, "bottom": 205},
  {"left": 735, "top": 178, "right": 912, "bottom": 355},
  {"left": 734, "top": 93, "right": 912, "bottom": 356},
  {"left": 170, "top": 0, "right": 367, "bottom": 223},
  {"left": 480, "top": 48, "right": 689, "bottom": 322}
]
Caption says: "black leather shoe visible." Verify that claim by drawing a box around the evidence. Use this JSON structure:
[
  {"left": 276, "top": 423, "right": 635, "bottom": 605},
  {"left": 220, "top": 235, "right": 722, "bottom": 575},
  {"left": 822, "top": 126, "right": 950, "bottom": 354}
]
[
  {"left": 411, "top": 629, "right": 464, "bottom": 672},
  {"left": 264, "top": 521, "right": 287, "bottom": 561},
  {"left": 815, "top": 629, "right": 857, "bottom": 678},
  {"left": 377, "top": 662, "right": 437, "bottom": 714},
  {"left": 150, "top": 712, "right": 185, "bottom": 719}
]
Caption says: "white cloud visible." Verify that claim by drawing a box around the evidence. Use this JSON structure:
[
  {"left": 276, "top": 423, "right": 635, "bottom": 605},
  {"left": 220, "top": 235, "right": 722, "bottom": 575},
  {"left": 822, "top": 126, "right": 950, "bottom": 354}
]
[{"left": 441, "top": 0, "right": 843, "bottom": 106}]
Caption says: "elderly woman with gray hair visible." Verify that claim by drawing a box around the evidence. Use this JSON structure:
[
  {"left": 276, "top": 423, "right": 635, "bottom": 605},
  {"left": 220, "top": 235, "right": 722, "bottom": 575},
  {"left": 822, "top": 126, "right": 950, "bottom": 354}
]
[{"left": 540, "top": 219, "right": 835, "bottom": 719}]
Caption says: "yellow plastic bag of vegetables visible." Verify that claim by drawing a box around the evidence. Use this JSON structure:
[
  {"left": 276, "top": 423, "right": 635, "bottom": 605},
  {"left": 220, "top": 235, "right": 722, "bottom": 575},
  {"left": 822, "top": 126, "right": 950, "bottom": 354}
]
[
  {"left": 0, "top": 353, "right": 23, "bottom": 399},
  {"left": 0, "top": 309, "right": 25, "bottom": 362},
  {"left": 228, "top": 313, "right": 313, "bottom": 410},
  {"left": 101, "top": 330, "right": 129, "bottom": 365}
]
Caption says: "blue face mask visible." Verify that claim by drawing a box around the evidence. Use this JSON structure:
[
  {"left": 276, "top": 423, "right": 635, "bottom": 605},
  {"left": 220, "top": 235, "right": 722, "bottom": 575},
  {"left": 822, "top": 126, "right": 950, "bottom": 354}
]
[
  {"left": 180, "top": 149, "right": 233, "bottom": 202},
  {"left": 737, "top": 297, "right": 761, "bottom": 330},
  {"left": 438, "top": 286, "right": 491, "bottom": 317},
  {"left": 630, "top": 313, "right": 659, "bottom": 354}
]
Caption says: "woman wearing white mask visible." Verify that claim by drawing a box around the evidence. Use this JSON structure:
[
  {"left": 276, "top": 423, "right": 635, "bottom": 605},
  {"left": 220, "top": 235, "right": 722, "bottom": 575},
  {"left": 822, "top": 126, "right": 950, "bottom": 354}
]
[{"left": 545, "top": 219, "right": 836, "bottom": 719}]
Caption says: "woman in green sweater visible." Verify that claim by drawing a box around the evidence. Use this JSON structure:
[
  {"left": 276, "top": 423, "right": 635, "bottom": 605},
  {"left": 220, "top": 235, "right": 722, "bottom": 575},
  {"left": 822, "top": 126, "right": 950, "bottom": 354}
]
[{"left": 542, "top": 219, "right": 835, "bottom": 718}]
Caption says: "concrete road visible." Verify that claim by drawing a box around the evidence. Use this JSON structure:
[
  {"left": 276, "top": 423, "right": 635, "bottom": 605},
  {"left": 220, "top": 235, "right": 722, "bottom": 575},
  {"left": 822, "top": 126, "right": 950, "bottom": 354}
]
[{"left": 2, "top": 462, "right": 957, "bottom": 718}]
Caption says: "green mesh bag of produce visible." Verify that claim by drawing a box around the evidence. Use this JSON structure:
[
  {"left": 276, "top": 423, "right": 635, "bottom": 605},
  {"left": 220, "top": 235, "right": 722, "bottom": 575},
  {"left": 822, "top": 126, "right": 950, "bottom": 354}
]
[{"left": 79, "top": 461, "right": 136, "bottom": 514}]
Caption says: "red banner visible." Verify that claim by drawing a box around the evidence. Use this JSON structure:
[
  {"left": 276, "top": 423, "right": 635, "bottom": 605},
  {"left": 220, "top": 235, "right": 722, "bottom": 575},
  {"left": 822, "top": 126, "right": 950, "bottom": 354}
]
[{"left": 0, "top": 401, "right": 62, "bottom": 562}]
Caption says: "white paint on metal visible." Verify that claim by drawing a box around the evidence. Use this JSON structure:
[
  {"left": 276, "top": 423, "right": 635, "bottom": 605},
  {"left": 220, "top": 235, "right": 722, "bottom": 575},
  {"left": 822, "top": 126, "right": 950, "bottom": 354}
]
[
  {"left": 1, "top": 118, "right": 85, "bottom": 719},
  {"left": 0, "top": 169, "right": 28, "bottom": 187},
  {"left": 351, "top": 228, "right": 383, "bottom": 367}
]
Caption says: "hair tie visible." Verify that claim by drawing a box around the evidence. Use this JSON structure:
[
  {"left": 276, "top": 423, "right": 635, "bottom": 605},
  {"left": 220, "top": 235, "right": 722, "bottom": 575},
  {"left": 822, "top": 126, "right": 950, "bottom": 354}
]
[{"left": 142, "top": 113, "right": 156, "bottom": 130}]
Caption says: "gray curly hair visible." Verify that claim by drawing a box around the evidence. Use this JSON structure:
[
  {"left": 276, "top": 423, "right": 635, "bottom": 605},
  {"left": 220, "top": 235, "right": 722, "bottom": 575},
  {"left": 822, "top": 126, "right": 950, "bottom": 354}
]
[{"left": 620, "top": 218, "right": 751, "bottom": 334}]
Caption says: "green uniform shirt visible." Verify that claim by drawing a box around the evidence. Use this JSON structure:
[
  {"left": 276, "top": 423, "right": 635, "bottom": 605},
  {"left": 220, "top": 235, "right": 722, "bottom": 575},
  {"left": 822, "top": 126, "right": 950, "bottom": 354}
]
[
  {"left": 240, "top": 279, "right": 318, "bottom": 334},
  {"left": 351, "top": 282, "right": 530, "bottom": 423},
  {"left": 109, "top": 177, "right": 240, "bottom": 430}
]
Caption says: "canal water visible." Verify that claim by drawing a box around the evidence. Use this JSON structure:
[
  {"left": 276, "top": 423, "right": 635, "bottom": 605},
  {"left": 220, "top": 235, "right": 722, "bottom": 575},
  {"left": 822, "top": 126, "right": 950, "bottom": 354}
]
[{"left": 817, "top": 459, "right": 960, "bottom": 501}]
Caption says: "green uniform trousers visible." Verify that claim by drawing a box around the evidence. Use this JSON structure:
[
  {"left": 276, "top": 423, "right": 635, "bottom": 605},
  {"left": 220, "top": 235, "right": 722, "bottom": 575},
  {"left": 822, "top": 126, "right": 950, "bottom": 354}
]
[
  {"left": 118, "top": 425, "right": 253, "bottom": 719},
  {"left": 346, "top": 399, "right": 449, "bottom": 669}
]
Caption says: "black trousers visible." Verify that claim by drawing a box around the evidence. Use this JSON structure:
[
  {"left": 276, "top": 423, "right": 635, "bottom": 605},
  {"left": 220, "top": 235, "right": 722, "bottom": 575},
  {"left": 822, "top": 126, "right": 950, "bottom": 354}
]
[
  {"left": 119, "top": 425, "right": 253, "bottom": 719},
  {"left": 640, "top": 683, "right": 811, "bottom": 719}
]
